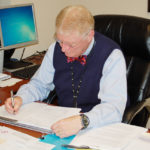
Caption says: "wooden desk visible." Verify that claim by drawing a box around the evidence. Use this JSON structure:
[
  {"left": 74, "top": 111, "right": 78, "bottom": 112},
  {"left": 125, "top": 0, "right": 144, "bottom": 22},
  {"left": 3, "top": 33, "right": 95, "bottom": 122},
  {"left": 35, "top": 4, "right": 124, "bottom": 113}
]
[{"left": 0, "top": 79, "right": 28, "bottom": 105}]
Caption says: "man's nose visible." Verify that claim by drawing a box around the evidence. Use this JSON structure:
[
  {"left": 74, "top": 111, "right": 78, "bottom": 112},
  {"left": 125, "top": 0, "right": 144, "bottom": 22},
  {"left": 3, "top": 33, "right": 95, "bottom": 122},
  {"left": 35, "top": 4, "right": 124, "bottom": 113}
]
[{"left": 61, "top": 43, "right": 70, "bottom": 52}]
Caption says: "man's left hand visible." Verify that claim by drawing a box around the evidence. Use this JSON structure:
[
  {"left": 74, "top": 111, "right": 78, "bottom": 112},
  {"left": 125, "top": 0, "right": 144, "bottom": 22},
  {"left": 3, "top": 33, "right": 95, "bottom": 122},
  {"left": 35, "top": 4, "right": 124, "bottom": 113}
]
[{"left": 51, "top": 115, "right": 83, "bottom": 138}]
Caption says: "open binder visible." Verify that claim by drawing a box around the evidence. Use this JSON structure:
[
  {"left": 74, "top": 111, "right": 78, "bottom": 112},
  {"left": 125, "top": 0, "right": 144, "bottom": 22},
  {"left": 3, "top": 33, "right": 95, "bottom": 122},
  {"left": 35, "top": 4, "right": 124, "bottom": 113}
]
[{"left": 0, "top": 102, "right": 81, "bottom": 134}]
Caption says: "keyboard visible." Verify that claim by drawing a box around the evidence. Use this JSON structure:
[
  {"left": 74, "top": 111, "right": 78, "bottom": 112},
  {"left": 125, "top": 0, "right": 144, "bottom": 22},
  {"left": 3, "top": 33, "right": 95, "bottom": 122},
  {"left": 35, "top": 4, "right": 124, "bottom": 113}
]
[
  {"left": 4, "top": 60, "right": 33, "bottom": 69},
  {"left": 11, "top": 64, "right": 40, "bottom": 79}
]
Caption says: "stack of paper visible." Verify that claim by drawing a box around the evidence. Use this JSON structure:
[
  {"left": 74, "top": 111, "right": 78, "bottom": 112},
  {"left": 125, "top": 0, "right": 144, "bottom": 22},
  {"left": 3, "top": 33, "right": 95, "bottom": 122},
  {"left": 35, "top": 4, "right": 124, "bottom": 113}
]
[
  {"left": 0, "top": 73, "right": 11, "bottom": 81},
  {"left": 71, "top": 123, "right": 147, "bottom": 150},
  {"left": 0, "top": 78, "right": 22, "bottom": 87},
  {"left": 0, "top": 126, "right": 54, "bottom": 150},
  {"left": 0, "top": 102, "right": 81, "bottom": 134},
  {"left": 125, "top": 132, "right": 150, "bottom": 150}
]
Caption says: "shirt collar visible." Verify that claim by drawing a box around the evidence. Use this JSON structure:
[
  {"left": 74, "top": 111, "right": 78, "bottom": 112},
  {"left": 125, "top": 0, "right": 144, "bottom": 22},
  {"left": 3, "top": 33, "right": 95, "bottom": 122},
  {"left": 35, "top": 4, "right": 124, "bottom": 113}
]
[{"left": 83, "top": 37, "right": 95, "bottom": 56}]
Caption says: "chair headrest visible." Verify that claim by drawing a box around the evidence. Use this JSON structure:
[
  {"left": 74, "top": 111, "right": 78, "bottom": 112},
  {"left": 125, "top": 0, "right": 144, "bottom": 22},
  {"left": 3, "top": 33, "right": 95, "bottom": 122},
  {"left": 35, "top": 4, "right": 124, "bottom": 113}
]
[{"left": 94, "top": 15, "right": 150, "bottom": 60}]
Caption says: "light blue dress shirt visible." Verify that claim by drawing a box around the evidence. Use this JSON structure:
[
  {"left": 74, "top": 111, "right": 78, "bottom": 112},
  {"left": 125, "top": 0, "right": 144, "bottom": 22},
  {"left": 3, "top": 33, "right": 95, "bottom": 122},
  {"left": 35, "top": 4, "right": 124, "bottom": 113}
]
[{"left": 16, "top": 38, "right": 127, "bottom": 129}]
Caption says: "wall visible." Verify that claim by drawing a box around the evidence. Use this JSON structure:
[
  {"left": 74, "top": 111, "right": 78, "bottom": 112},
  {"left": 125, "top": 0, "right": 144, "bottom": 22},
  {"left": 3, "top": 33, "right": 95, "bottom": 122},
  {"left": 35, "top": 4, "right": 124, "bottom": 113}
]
[
  {"left": 2, "top": 0, "right": 150, "bottom": 59},
  {"left": 70, "top": 0, "right": 149, "bottom": 17}
]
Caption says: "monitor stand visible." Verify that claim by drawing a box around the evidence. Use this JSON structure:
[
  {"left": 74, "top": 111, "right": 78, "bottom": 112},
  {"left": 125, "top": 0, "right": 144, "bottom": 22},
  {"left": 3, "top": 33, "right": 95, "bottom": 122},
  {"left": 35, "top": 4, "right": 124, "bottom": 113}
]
[
  {"left": 3, "top": 48, "right": 33, "bottom": 72},
  {"left": 0, "top": 50, "right": 4, "bottom": 73}
]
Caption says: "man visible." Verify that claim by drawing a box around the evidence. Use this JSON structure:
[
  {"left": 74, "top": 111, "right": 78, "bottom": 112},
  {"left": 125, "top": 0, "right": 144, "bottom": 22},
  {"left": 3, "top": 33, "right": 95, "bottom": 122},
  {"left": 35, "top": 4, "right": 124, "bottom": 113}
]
[{"left": 5, "top": 5, "right": 127, "bottom": 138}]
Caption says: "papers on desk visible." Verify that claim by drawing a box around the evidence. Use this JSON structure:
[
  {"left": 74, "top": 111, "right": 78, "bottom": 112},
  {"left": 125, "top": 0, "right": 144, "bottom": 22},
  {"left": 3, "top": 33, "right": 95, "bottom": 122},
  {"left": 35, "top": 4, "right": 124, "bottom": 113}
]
[
  {"left": 125, "top": 132, "right": 150, "bottom": 150},
  {"left": 71, "top": 123, "right": 147, "bottom": 150},
  {"left": 0, "top": 73, "right": 11, "bottom": 81},
  {"left": 0, "top": 77, "right": 22, "bottom": 87},
  {"left": 0, "top": 126, "right": 54, "bottom": 150},
  {"left": 0, "top": 102, "right": 81, "bottom": 134},
  {"left": 0, "top": 102, "right": 149, "bottom": 150}
]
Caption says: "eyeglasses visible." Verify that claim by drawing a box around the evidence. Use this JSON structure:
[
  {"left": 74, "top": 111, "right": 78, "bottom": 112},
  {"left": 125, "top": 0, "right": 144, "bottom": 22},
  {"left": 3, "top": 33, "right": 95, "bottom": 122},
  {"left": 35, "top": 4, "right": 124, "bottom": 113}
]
[
  {"left": 56, "top": 30, "right": 90, "bottom": 49},
  {"left": 56, "top": 39, "right": 81, "bottom": 49}
]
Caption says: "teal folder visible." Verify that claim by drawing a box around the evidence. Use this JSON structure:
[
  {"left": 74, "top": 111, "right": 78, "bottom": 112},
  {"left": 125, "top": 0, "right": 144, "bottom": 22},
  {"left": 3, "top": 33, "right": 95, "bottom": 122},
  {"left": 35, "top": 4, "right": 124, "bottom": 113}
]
[{"left": 40, "top": 134, "right": 75, "bottom": 150}]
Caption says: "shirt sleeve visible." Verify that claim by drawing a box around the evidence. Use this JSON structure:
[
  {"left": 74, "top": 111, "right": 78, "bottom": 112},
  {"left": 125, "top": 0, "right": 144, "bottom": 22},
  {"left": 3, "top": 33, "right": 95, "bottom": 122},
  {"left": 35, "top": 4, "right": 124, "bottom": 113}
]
[
  {"left": 85, "top": 49, "right": 127, "bottom": 128},
  {"left": 16, "top": 43, "right": 56, "bottom": 104}
]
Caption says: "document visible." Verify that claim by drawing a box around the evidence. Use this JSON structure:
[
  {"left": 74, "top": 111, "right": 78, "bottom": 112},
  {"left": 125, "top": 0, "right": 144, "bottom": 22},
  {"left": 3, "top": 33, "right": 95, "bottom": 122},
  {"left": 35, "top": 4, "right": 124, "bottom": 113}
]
[
  {"left": 125, "top": 132, "right": 150, "bottom": 150},
  {"left": 71, "top": 123, "right": 147, "bottom": 150},
  {"left": 0, "top": 78, "right": 22, "bottom": 87},
  {"left": 0, "top": 102, "right": 81, "bottom": 133},
  {"left": 0, "top": 73, "right": 11, "bottom": 81},
  {"left": 0, "top": 126, "right": 54, "bottom": 150}
]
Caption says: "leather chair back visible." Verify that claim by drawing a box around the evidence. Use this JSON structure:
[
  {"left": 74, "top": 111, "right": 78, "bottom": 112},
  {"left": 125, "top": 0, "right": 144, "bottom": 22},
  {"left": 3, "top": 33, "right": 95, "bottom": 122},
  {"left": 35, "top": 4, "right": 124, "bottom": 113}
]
[{"left": 94, "top": 15, "right": 150, "bottom": 106}]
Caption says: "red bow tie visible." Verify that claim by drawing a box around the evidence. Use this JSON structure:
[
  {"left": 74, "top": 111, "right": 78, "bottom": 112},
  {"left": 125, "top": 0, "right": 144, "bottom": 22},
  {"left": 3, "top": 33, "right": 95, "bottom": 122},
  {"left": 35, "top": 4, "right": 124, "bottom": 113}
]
[{"left": 67, "top": 55, "right": 87, "bottom": 65}]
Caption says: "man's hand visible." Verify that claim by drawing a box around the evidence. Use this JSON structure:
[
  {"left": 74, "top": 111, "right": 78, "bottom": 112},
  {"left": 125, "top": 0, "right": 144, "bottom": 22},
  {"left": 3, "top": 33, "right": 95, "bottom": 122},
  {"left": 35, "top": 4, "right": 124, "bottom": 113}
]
[
  {"left": 5, "top": 96, "right": 23, "bottom": 114},
  {"left": 51, "top": 115, "right": 83, "bottom": 138}
]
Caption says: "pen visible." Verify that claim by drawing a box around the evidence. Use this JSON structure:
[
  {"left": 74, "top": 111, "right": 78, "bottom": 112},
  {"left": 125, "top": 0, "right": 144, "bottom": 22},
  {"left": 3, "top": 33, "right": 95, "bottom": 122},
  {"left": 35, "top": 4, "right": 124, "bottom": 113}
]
[
  {"left": 10, "top": 90, "right": 15, "bottom": 108},
  {"left": 61, "top": 144, "right": 99, "bottom": 150}
]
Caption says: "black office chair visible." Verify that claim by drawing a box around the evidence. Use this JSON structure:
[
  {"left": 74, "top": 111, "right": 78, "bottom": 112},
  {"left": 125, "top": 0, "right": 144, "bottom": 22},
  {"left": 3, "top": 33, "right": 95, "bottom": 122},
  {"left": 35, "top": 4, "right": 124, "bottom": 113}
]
[
  {"left": 43, "top": 89, "right": 57, "bottom": 105},
  {"left": 44, "top": 15, "right": 150, "bottom": 127},
  {"left": 94, "top": 15, "right": 150, "bottom": 127}
]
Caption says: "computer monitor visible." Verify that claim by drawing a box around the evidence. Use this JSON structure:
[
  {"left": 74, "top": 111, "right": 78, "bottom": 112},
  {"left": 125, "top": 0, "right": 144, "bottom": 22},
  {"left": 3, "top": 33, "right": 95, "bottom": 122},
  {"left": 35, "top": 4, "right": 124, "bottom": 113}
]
[{"left": 0, "top": 3, "right": 38, "bottom": 71}]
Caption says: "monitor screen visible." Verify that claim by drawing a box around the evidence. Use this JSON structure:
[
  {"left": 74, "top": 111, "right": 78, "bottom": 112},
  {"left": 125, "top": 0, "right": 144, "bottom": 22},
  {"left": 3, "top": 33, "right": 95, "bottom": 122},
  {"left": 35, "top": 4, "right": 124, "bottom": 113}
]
[{"left": 0, "top": 3, "right": 38, "bottom": 50}]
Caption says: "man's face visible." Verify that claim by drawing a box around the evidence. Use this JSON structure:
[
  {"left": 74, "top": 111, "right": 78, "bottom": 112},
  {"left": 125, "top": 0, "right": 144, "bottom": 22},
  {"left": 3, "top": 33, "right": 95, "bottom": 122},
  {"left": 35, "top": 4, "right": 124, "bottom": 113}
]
[{"left": 56, "top": 31, "right": 92, "bottom": 57}]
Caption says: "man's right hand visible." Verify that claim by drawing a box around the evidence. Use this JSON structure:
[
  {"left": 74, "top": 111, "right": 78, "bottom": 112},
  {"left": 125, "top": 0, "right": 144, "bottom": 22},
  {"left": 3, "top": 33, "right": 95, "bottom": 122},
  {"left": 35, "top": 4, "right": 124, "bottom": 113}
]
[{"left": 5, "top": 96, "right": 23, "bottom": 114}]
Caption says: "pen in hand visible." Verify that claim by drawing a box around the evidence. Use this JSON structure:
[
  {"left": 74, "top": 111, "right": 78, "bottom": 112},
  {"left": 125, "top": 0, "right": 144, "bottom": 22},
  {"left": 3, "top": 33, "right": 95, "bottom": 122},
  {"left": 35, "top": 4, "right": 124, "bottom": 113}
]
[{"left": 10, "top": 90, "right": 15, "bottom": 109}]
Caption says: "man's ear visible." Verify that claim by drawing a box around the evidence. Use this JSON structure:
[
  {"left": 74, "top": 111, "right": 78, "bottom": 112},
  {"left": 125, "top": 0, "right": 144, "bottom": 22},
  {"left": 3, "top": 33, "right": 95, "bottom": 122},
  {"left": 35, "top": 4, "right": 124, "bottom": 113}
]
[{"left": 87, "top": 30, "right": 95, "bottom": 42}]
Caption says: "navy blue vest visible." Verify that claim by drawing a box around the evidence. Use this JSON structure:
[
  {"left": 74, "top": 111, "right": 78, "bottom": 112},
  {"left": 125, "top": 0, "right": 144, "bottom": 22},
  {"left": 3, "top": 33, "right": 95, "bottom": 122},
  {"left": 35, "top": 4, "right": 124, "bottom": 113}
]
[{"left": 53, "top": 32, "right": 121, "bottom": 112}]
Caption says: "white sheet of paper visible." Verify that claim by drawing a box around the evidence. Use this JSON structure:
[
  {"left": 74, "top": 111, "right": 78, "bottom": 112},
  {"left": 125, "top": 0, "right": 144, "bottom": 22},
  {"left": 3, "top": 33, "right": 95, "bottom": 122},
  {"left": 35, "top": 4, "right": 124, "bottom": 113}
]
[
  {"left": 71, "top": 123, "right": 147, "bottom": 150},
  {"left": 0, "top": 73, "right": 11, "bottom": 81},
  {"left": 0, "top": 102, "right": 81, "bottom": 130},
  {"left": 125, "top": 132, "right": 150, "bottom": 150},
  {"left": 0, "top": 78, "right": 22, "bottom": 87},
  {"left": 0, "top": 126, "right": 54, "bottom": 150}
]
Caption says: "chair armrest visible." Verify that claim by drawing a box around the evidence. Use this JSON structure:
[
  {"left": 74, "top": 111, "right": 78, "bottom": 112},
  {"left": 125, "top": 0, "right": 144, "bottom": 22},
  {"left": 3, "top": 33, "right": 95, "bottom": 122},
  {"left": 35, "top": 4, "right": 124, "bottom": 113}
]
[
  {"left": 42, "top": 89, "right": 57, "bottom": 104},
  {"left": 122, "top": 98, "right": 150, "bottom": 124}
]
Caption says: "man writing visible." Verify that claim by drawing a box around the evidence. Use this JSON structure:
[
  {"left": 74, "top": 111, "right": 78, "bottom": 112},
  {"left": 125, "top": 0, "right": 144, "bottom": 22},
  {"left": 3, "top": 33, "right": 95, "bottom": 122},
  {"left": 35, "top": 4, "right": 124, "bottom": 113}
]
[{"left": 5, "top": 5, "right": 127, "bottom": 138}]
